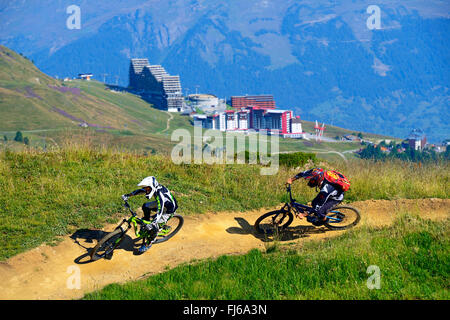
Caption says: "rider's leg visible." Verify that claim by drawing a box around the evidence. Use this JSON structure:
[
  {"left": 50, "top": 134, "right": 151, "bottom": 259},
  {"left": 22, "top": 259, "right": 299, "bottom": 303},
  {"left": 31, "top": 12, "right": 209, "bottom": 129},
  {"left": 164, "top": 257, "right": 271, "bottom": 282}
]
[
  {"left": 154, "top": 201, "right": 176, "bottom": 224},
  {"left": 141, "top": 207, "right": 169, "bottom": 249},
  {"left": 315, "top": 199, "right": 341, "bottom": 219},
  {"left": 138, "top": 202, "right": 158, "bottom": 253},
  {"left": 142, "top": 201, "right": 158, "bottom": 221},
  {"left": 143, "top": 202, "right": 173, "bottom": 223},
  {"left": 309, "top": 199, "right": 341, "bottom": 225},
  {"left": 139, "top": 201, "right": 176, "bottom": 253}
]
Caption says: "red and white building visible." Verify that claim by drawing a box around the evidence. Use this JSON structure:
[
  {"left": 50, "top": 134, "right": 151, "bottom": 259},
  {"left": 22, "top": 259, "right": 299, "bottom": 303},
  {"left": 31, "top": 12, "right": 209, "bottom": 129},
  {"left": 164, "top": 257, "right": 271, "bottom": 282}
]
[
  {"left": 407, "top": 129, "right": 427, "bottom": 151},
  {"left": 284, "top": 116, "right": 304, "bottom": 138},
  {"left": 194, "top": 95, "right": 304, "bottom": 138},
  {"left": 231, "top": 95, "right": 276, "bottom": 110}
]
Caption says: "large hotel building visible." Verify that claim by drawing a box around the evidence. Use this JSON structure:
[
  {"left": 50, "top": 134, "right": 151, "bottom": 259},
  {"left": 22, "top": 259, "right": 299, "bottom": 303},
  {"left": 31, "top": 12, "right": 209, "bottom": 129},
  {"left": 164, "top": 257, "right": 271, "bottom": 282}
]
[
  {"left": 194, "top": 95, "right": 303, "bottom": 138},
  {"left": 129, "top": 58, "right": 183, "bottom": 112}
]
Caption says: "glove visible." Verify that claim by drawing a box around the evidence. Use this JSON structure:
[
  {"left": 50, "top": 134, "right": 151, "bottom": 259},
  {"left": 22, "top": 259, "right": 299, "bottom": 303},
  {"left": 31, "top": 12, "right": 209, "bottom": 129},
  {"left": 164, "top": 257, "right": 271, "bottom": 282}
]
[{"left": 121, "top": 194, "right": 129, "bottom": 201}]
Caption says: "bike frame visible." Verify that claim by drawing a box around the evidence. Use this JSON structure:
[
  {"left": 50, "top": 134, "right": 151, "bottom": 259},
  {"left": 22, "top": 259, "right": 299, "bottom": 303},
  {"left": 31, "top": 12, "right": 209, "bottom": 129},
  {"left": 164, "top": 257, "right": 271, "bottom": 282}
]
[
  {"left": 117, "top": 201, "right": 173, "bottom": 239},
  {"left": 114, "top": 201, "right": 146, "bottom": 238},
  {"left": 281, "top": 184, "right": 311, "bottom": 215},
  {"left": 284, "top": 184, "right": 342, "bottom": 222}
]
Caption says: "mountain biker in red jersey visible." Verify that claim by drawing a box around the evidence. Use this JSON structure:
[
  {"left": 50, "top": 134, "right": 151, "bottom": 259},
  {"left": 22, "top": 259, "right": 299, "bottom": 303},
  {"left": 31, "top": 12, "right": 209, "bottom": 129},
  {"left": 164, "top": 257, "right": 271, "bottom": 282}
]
[
  {"left": 286, "top": 168, "right": 345, "bottom": 226},
  {"left": 122, "top": 176, "right": 178, "bottom": 253}
]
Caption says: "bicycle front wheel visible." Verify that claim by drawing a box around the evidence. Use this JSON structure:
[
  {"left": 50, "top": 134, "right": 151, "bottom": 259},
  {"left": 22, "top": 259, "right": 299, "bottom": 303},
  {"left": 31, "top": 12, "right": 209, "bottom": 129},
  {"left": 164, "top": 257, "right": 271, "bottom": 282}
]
[
  {"left": 254, "top": 209, "right": 294, "bottom": 234},
  {"left": 324, "top": 206, "right": 361, "bottom": 230},
  {"left": 153, "top": 214, "right": 184, "bottom": 244},
  {"left": 90, "top": 228, "right": 124, "bottom": 261}
]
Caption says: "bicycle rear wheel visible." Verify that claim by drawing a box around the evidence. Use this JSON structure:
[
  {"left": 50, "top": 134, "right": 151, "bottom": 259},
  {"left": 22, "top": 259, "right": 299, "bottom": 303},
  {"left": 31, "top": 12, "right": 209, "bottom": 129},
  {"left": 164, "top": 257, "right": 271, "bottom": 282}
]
[
  {"left": 153, "top": 214, "right": 184, "bottom": 244},
  {"left": 90, "top": 228, "right": 124, "bottom": 261},
  {"left": 324, "top": 206, "right": 361, "bottom": 230},
  {"left": 254, "top": 209, "right": 294, "bottom": 234}
]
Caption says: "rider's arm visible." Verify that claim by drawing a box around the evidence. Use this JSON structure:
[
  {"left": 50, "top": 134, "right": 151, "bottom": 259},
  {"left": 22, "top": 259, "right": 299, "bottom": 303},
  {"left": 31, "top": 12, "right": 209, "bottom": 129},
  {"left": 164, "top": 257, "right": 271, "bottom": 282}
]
[
  {"left": 287, "top": 169, "right": 313, "bottom": 184},
  {"left": 122, "top": 188, "right": 146, "bottom": 199}
]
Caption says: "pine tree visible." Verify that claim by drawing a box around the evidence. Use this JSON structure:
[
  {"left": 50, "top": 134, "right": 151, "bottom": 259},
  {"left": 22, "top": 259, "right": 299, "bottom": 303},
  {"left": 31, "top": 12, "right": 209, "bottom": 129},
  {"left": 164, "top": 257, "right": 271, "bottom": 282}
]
[{"left": 14, "top": 131, "right": 23, "bottom": 142}]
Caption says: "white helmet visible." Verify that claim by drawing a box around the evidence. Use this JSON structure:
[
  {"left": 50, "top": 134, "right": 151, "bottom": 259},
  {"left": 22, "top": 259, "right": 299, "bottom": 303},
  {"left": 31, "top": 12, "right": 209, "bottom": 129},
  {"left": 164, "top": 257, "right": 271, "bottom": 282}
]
[{"left": 137, "top": 176, "right": 159, "bottom": 199}]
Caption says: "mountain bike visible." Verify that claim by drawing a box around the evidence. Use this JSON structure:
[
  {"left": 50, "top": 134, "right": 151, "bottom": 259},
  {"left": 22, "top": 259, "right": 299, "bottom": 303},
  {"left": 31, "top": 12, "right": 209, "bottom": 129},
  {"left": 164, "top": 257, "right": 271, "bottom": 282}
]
[
  {"left": 254, "top": 184, "right": 360, "bottom": 234},
  {"left": 90, "top": 200, "right": 184, "bottom": 261}
]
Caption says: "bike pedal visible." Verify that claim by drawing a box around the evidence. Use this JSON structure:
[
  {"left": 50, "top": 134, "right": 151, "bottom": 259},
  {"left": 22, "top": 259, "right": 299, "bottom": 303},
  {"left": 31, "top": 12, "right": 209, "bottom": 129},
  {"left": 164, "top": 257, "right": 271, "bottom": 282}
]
[{"left": 104, "top": 253, "right": 113, "bottom": 260}]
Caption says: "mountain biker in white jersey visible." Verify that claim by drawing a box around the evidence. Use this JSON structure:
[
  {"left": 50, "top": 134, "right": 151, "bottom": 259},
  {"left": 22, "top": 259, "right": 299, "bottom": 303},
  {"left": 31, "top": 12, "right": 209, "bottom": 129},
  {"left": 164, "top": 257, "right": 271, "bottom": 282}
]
[{"left": 122, "top": 176, "right": 178, "bottom": 253}]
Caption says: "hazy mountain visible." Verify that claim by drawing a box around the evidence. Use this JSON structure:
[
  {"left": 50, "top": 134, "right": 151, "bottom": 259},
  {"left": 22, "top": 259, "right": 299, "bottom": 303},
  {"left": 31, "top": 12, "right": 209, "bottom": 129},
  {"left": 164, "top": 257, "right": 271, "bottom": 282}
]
[{"left": 1, "top": 0, "right": 449, "bottom": 142}]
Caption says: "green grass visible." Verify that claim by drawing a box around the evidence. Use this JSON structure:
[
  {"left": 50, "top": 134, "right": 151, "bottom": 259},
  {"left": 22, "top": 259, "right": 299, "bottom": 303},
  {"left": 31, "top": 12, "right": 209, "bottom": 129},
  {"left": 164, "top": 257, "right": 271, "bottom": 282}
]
[
  {"left": 64, "top": 80, "right": 175, "bottom": 135},
  {"left": 83, "top": 214, "right": 449, "bottom": 300},
  {"left": 338, "top": 159, "right": 450, "bottom": 202},
  {"left": 0, "top": 146, "right": 448, "bottom": 261}
]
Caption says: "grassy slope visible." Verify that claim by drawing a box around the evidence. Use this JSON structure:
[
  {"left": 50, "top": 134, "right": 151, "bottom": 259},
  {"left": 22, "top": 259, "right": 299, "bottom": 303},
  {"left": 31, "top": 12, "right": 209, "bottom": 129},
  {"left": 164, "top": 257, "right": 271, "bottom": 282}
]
[
  {"left": 0, "top": 146, "right": 448, "bottom": 261},
  {"left": 84, "top": 214, "right": 449, "bottom": 300},
  {"left": 0, "top": 45, "right": 195, "bottom": 154},
  {"left": 0, "top": 45, "right": 167, "bottom": 133}
]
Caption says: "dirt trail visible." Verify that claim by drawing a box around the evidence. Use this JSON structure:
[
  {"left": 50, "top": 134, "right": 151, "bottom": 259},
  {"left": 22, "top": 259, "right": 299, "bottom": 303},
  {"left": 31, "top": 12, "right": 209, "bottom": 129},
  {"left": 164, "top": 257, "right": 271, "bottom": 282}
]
[
  {"left": 160, "top": 111, "right": 174, "bottom": 134},
  {"left": 0, "top": 198, "right": 448, "bottom": 300}
]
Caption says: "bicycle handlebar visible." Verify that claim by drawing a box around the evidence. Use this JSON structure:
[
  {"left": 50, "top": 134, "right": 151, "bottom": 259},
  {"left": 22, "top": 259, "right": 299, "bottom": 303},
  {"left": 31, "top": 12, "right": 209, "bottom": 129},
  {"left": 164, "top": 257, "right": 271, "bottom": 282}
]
[
  {"left": 285, "top": 183, "right": 294, "bottom": 202},
  {"left": 123, "top": 200, "right": 137, "bottom": 216},
  {"left": 284, "top": 184, "right": 314, "bottom": 216}
]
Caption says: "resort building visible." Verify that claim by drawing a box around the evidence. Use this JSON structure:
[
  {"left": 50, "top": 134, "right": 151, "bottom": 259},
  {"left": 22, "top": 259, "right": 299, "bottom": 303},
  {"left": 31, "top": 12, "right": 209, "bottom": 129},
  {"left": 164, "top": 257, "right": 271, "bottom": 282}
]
[{"left": 129, "top": 59, "right": 183, "bottom": 112}]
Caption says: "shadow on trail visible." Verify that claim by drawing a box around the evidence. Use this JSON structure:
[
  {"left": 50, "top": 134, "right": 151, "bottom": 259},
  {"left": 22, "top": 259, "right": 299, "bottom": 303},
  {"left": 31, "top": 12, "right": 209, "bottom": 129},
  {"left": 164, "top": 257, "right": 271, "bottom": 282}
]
[
  {"left": 226, "top": 217, "right": 328, "bottom": 242},
  {"left": 70, "top": 228, "right": 141, "bottom": 264}
]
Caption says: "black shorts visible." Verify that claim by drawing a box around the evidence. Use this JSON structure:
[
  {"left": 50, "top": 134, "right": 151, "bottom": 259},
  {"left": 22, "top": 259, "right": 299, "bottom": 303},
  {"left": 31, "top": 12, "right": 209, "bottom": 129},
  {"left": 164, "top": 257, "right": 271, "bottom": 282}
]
[
  {"left": 311, "top": 199, "right": 341, "bottom": 218},
  {"left": 142, "top": 201, "right": 175, "bottom": 221}
]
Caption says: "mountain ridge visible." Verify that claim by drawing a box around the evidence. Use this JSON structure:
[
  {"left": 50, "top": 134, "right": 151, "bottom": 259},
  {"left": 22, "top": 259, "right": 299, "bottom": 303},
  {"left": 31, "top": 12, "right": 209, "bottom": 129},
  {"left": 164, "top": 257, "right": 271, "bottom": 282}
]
[{"left": 0, "top": 0, "right": 449, "bottom": 142}]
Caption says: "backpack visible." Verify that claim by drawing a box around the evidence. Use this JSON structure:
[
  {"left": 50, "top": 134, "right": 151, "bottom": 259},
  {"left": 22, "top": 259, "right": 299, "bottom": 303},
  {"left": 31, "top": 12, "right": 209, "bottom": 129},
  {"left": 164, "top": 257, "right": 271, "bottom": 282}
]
[{"left": 324, "top": 170, "right": 350, "bottom": 192}]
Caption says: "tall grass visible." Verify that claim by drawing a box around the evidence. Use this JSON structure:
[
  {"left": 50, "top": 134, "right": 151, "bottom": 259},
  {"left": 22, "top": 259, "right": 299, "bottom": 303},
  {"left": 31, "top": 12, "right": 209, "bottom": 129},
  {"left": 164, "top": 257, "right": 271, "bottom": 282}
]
[
  {"left": 328, "top": 159, "right": 450, "bottom": 201},
  {"left": 83, "top": 214, "right": 449, "bottom": 300},
  {"left": 0, "top": 145, "right": 448, "bottom": 260}
]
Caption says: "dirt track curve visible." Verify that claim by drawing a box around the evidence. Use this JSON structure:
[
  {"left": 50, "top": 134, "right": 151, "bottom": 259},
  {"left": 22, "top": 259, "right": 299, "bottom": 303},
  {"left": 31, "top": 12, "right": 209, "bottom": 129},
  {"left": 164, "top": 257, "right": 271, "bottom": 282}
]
[{"left": 0, "top": 198, "right": 448, "bottom": 300}]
